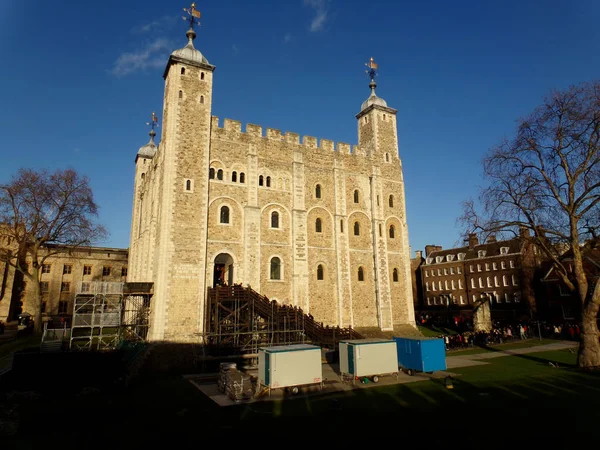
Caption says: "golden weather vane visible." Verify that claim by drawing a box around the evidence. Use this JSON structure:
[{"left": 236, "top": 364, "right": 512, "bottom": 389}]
[
  {"left": 183, "top": 2, "right": 201, "bottom": 29},
  {"left": 365, "top": 57, "right": 378, "bottom": 82},
  {"left": 146, "top": 112, "right": 159, "bottom": 131}
]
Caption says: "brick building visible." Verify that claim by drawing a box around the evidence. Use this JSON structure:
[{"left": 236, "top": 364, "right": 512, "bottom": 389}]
[
  {"left": 540, "top": 241, "right": 600, "bottom": 323},
  {"left": 416, "top": 232, "right": 539, "bottom": 321},
  {"left": 127, "top": 19, "right": 416, "bottom": 342}
]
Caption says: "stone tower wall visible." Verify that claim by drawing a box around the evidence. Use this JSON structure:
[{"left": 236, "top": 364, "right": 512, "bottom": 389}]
[
  {"left": 127, "top": 40, "right": 416, "bottom": 338},
  {"left": 205, "top": 117, "right": 413, "bottom": 329}
]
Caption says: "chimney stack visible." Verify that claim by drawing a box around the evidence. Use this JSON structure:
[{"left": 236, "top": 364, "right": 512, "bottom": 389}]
[
  {"left": 415, "top": 250, "right": 423, "bottom": 259},
  {"left": 488, "top": 234, "right": 497, "bottom": 244},
  {"left": 468, "top": 233, "right": 479, "bottom": 249},
  {"left": 424, "top": 245, "right": 443, "bottom": 257}
]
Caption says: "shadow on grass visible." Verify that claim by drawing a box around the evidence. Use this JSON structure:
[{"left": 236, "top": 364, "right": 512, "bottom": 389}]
[
  {"left": 3, "top": 341, "right": 598, "bottom": 448},
  {"left": 4, "top": 362, "right": 600, "bottom": 448},
  {"left": 470, "top": 341, "right": 579, "bottom": 368}
]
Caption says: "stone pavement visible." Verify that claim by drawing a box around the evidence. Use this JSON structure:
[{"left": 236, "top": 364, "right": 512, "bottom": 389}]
[{"left": 445, "top": 340, "right": 579, "bottom": 369}]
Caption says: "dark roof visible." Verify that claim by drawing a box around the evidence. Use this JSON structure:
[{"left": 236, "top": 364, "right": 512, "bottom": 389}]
[{"left": 426, "top": 238, "right": 523, "bottom": 263}]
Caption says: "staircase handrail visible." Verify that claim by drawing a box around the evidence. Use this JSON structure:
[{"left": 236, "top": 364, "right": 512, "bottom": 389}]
[{"left": 207, "top": 285, "right": 362, "bottom": 346}]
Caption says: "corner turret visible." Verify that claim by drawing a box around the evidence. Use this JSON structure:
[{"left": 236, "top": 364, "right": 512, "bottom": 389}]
[
  {"left": 136, "top": 127, "right": 158, "bottom": 163},
  {"left": 163, "top": 7, "right": 214, "bottom": 78},
  {"left": 356, "top": 57, "right": 396, "bottom": 119},
  {"left": 356, "top": 58, "right": 398, "bottom": 157}
]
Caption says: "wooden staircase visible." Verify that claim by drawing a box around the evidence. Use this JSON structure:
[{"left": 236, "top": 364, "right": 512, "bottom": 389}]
[{"left": 205, "top": 285, "right": 362, "bottom": 354}]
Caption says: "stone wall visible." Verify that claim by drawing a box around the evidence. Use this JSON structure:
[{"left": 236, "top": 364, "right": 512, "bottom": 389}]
[
  {"left": 0, "top": 247, "right": 128, "bottom": 322},
  {"left": 128, "top": 48, "right": 416, "bottom": 340},
  {"left": 204, "top": 112, "right": 413, "bottom": 329}
]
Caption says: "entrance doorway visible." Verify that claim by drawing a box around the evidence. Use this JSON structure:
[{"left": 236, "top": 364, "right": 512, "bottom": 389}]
[{"left": 213, "top": 253, "right": 234, "bottom": 287}]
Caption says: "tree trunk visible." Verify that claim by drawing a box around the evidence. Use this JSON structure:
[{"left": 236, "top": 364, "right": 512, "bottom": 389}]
[
  {"left": 578, "top": 292, "right": 600, "bottom": 369},
  {"left": 31, "top": 281, "right": 43, "bottom": 334}
]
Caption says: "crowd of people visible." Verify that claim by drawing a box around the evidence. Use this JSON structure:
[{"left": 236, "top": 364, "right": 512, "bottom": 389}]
[{"left": 415, "top": 313, "right": 582, "bottom": 351}]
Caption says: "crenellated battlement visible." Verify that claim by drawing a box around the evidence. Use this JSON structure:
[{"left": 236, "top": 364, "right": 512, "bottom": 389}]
[{"left": 211, "top": 116, "right": 364, "bottom": 155}]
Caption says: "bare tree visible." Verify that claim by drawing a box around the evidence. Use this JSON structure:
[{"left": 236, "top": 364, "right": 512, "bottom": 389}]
[
  {"left": 0, "top": 168, "right": 107, "bottom": 333},
  {"left": 461, "top": 80, "right": 600, "bottom": 369}
]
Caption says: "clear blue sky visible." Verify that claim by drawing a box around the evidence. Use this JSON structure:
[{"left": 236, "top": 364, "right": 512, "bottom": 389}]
[{"left": 1, "top": 0, "right": 599, "bottom": 255}]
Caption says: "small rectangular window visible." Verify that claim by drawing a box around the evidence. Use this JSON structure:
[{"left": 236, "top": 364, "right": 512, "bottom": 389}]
[
  {"left": 102, "top": 266, "right": 111, "bottom": 276},
  {"left": 61, "top": 282, "right": 70, "bottom": 292},
  {"left": 40, "top": 281, "right": 49, "bottom": 293},
  {"left": 58, "top": 301, "right": 69, "bottom": 315},
  {"left": 83, "top": 265, "right": 92, "bottom": 275},
  {"left": 121, "top": 267, "right": 128, "bottom": 277},
  {"left": 42, "top": 264, "right": 51, "bottom": 274}
]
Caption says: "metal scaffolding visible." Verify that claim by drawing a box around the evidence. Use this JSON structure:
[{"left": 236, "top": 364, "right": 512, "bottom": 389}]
[
  {"left": 70, "top": 282, "right": 123, "bottom": 351},
  {"left": 69, "top": 282, "right": 152, "bottom": 351},
  {"left": 203, "top": 285, "right": 362, "bottom": 356},
  {"left": 121, "top": 283, "right": 153, "bottom": 342}
]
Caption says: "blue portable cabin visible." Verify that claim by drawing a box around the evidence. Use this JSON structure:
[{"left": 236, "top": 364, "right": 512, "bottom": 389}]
[{"left": 393, "top": 336, "right": 446, "bottom": 375}]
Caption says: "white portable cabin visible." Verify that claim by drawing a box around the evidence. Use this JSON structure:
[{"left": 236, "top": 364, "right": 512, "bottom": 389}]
[
  {"left": 258, "top": 344, "right": 323, "bottom": 392},
  {"left": 339, "top": 338, "right": 398, "bottom": 379}
]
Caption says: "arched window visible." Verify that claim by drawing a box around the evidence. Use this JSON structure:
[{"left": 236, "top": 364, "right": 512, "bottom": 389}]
[
  {"left": 200, "top": 95, "right": 204, "bottom": 104},
  {"left": 340, "top": 220, "right": 344, "bottom": 233},
  {"left": 379, "top": 224, "right": 382, "bottom": 237},
  {"left": 220, "top": 206, "right": 230, "bottom": 224},
  {"left": 315, "top": 184, "right": 321, "bottom": 199},
  {"left": 240, "top": 172, "right": 245, "bottom": 183},
  {"left": 389, "top": 195, "right": 394, "bottom": 207},
  {"left": 358, "top": 267, "right": 364, "bottom": 281},
  {"left": 317, "top": 264, "right": 324, "bottom": 280},
  {"left": 178, "top": 90, "right": 183, "bottom": 99},
  {"left": 270, "top": 257, "right": 281, "bottom": 280},
  {"left": 385, "top": 153, "right": 390, "bottom": 162},
  {"left": 271, "top": 211, "right": 279, "bottom": 228},
  {"left": 353, "top": 190, "right": 359, "bottom": 203},
  {"left": 354, "top": 221, "right": 360, "bottom": 236},
  {"left": 200, "top": 72, "right": 205, "bottom": 80},
  {"left": 266, "top": 176, "right": 271, "bottom": 187},
  {"left": 393, "top": 268, "right": 399, "bottom": 282},
  {"left": 209, "top": 168, "right": 215, "bottom": 179},
  {"left": 389, "top": 225, "right": 395, "bottom": 239},
  {"left": 315, "top": 218, "right": 322, "bottom": 233},
  {"left": 181, "top": 67, "right": 185, "bottom": 75},
  {"left": 186, "top": 180, "right": 191, "bottom": 191},
  {"left": 217, "top": 169, "right": 223, "bottom": 180},
  {"left": 141, "top": 173, "right": 145, "bottom": 180},
  {"left": 232, "top": 171, "right": 237, "bottom": 182},
  {"left": 259, "top": 175, "right": 264, "bottom": 186}
]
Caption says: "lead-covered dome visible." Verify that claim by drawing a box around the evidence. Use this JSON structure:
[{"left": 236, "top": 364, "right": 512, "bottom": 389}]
[
  {"left": 136, "top": 129, "right": 157, "bottom": 161},
  {"left": 171, "top": 29, "right": 210, "bottom": 65},
  {"left": 360, "top": 79, "right": 388, "bottom": 111}
]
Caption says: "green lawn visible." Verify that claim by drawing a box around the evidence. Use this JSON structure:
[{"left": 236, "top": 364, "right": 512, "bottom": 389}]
[
  {"left": 2, "top": 345, "right": 597, "bottom": 447},
  {"left": 0, "top": 334, "right": 40, "bottom": 359},
  {"left": 448, "top": 338, "right": 560, "bottom": 355},
  {"left": 418, "top": 324, "right": 458, "bottom": 337}
]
